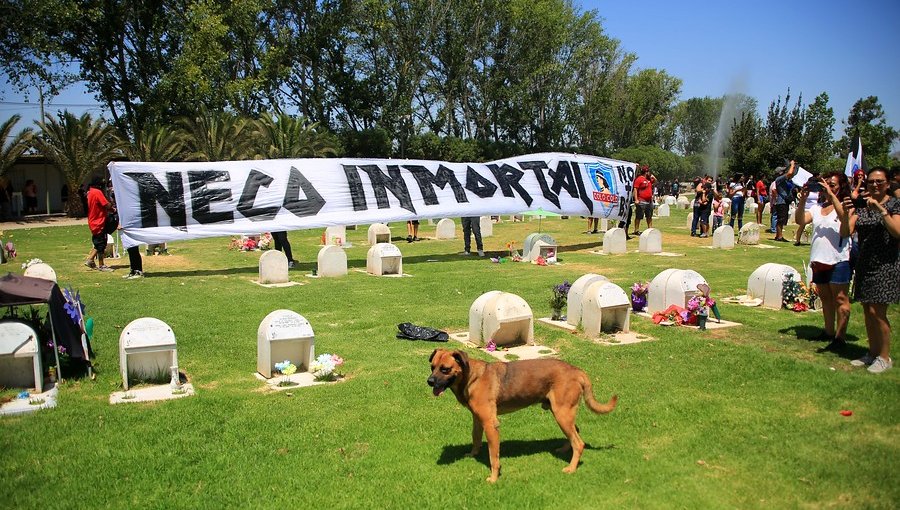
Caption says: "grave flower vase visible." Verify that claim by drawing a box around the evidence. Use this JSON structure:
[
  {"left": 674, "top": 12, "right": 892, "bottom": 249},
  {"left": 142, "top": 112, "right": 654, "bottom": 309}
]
[
  {"left": 631, "top": 294, "right": 647, "bottom": 312},
  {"left": 551, "top": 308, "right": 563, "bottom": 321}
]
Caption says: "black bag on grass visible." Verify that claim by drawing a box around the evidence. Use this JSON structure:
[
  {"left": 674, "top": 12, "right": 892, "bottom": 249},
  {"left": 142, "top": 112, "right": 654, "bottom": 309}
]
[{"left": 396, "top": 323, "right": 449, "bottom": 342}]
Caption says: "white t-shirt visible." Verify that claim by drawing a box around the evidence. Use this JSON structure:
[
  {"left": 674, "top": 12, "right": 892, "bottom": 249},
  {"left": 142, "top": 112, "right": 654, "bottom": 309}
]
[
  {"left": 729, "top": 182, "right": 745, "bottom": 198},
  {"left": 809, "top": 206, "right": 851, "bottom": 265},
  {"left": 804, "top": 191, "right": 819, "bottom": 211}
]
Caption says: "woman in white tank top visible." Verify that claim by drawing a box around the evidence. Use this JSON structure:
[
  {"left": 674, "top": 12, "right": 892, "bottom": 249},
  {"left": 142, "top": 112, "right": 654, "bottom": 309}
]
[{"left": 794, "top": 172, "right": 852, "bottom": 351}]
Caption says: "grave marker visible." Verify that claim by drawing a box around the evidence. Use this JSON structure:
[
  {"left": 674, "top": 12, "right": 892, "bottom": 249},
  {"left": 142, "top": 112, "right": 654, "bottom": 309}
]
[
  {"left": 23, "top": 262, "right": 57, "bottom": 282},
  {"left": 257, "top": 310, "right": 315, "bottom": 378},
  {"left": 602, "top": 228, "right": 627, "bottom": 254},
  {"left": 747, "top": 263, "right": 801, "bottom": 310},
  {"left": 639, "top": 228, "right": 663, "bottom": 253},
  {"left": 0, "top": 321, "right": 42, "bottom": 392},
  {"left": 469, "top": 291, "right": 533, "bottom": 347},
  {"left": 259, "top": 250, "right": 290, "bottom": 284},
  {"left": 479, "top": 216, "right": 493, "bottom": 237},
  {"left": 664, "top": 195, "right": 676, "bottom": 205},
  {"left": 435, "top": 218, "right": 456, "bottom": 239},
  {"left": 317, "top": 245, "right": 348, "bottom": 277},
  {"left": 647, "top": 268, "right": 708, "bottom": 314},
  {"left": 566, "top": 274, "right": 609, "bottom": 327},
  {"left": 581, "top": 281, "right": 631, "bottom": 336},
  {"left": 712, "top": 225, "right": 735, "bottom": 249},
  {"left": 324, "top": 225, "right": 347, "bottom": 246},
  {"left": 119, "top": 318, "right": 178, "bottom": 390},
  {"left": 657, "top": 203, "right": 670, "bottom": 217},
  {"left": 367, "top": 223, "right": 391, "bottom": 245},
  {"left": 738, "top": 222, "right": 760, "bottom": 245},
  {"left": 366, "top": 243, "right": 403, "bottom": 276}
]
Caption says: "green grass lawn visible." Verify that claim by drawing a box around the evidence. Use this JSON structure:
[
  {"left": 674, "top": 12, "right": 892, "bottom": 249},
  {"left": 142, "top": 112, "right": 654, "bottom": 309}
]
[{"left": 1, "top": 209, "right": 898, "bottom": 509}]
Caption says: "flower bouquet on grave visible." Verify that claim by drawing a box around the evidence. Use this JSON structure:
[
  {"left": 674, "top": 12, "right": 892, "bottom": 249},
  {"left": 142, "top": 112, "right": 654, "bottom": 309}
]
[
  {"left": 687, "top": 295, "right": 711, "bottom": 329},
  {"left": 549, "top": 280, "right": 571, "bottom": 320},
  {"left": 695, "top": 283, "right": 721, "bottom": 322},
  {"left": 781, "top": 274, "right": 810, "bottom": 312},
  {"left": 274, "top": 360, "right": 297, "bottom": 387},
  {"left": 652, "top": 304, "right": 687, "bottom": 326},
  {"left": 242, "top": 237, "right": 258, "bottom": 251},
  {"left": 630, "top": 282, "right": 649, "bottom": 312},
  {"left": 258, "top": 233, "right": 273, "bottom": 250},
  {"left": 310, "top": 354, "right": 344, "bottom": 382},
  {"left": 21, "top": 258, "right": 43, "bottom": 270}
]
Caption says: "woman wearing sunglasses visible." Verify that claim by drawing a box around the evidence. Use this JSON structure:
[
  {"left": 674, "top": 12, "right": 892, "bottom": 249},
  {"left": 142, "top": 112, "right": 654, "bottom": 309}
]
[{"left": 830, "top": 167, "right": 900, "bottom": 373}]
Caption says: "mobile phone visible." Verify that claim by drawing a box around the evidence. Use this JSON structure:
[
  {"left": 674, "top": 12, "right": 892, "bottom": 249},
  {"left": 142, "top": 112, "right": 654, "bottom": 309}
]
[
  {"left": 806, "top": 180, "right": 821, "bottom": 193},
  {"left": 852, "top": 197, "right": 868, "bottom": 210}
]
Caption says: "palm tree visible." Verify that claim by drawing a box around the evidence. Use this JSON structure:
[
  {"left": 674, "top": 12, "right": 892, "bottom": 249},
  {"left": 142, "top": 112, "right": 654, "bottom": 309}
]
[
  {"left": 253, "top": 112, "right": 341, "bottom": 159},
  {"left": 0, "top": 115, "right": 33, "bottom": 176},
  {"left": 177, "top": 105, "right": 255, "bottom": 162},
  {"left": 31, "top": 111, "right": 125, "bottom": 217},
  {"left": 125, "top": 124, "right": 186, "bottom": 162}
]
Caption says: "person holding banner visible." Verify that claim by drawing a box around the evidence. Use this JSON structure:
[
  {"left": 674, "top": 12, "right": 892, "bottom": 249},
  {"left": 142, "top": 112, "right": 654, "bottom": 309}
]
[
  {"left": 835, "top": 167, "right": 899, "bottom": 373},
  {"left": 271, "top": 231, "right": 297, "bottom": 268},
  {"left": 771, "top": 162, "right": 796, "bottom": 242},
  {"left": 407, "top": 220, "right": 420, "bottom": 242},
  {"left": 460, "top": 217, "right": 484, "bottom": 257}
]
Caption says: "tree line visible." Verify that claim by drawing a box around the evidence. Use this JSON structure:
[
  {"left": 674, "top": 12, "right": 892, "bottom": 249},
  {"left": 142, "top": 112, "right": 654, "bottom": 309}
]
[{"left": 1, "top": 0, "right": 897, "bottom": 192}]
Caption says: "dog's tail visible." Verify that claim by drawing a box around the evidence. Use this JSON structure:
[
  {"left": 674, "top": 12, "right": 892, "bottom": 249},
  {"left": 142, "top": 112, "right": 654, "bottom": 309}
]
[{"left": 580, "top": 372, "right": 618, "bottom": 414}]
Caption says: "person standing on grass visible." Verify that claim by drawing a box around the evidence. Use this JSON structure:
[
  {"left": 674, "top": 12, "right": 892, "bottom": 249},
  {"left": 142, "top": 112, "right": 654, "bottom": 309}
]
[
  {"left": 755, "top": 174, "right": 769, "bottom": 226},
  {"left": 795, "top": 172, "right": 852, "bottom": 352},
  {"left": 835, "top": 167, "right": 899, "bottom": 373},
  {"left": 632, "top": 165, "right": 655, "bottom": 235},
  {"left": 406, "top": 220, "right": 419, "bottom": 242},
  {"left": 460, "top": 216, "right": 484, "bottom": 256},
  {"left": 771, "top": 162, "right": 796, "bottom": 242},
  {"left": 271, "top": 231, "right": 297, "bottom": 268},
  {"left": 83, "top": 177, "right": 113, "bottom": 272},
  {"left": 727, "top": 173, "right": 746, "bottom": 230}
]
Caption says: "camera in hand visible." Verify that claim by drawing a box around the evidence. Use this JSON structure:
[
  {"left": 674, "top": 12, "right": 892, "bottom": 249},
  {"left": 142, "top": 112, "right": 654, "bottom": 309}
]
[
  {"left": 806, "top": 179, "right": 821, "bottom": 193},
  {"left": 852, "top": 196, "right": 868, "bottom": 210}
]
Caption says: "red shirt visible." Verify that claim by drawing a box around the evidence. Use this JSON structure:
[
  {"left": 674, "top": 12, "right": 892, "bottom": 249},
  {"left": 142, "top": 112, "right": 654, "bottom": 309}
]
[
  {"left": 634, "top": 175, "right": 653, "bottom": 202},
  {"left": 86, "top": 187, "right": 109, "bottom": 235},
  {"left": 755, "top": 180, "right": 767, "bottom": 198}
]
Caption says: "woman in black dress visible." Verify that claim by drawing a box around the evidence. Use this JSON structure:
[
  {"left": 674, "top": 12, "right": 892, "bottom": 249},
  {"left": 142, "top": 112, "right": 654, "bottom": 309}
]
[{"left": 834, "top": 167, "right": 900, "bottom": 373}]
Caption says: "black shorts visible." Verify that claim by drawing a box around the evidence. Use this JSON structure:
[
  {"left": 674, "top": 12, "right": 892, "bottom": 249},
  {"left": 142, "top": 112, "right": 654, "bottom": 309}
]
[
  {"left": 635, "top": 202, "right": 653, "bottom": 221},
  {"left": 92, "top": 232, "right": 108, "bottom": 252},
  {"left": 774, "top": 204, "right": 789, "bottom": 227}
]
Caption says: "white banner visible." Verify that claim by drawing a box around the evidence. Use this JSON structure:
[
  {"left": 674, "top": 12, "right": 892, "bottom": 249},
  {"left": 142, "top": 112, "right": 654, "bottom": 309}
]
[{"left": 108, "top": 153, "right": 637, "bottom": 248}]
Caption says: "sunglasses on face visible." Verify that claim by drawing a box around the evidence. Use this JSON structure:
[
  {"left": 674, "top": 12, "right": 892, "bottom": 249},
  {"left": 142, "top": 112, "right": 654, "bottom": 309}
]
[{"left": 867, "top": 179, "right": 888, "bottom": 186}]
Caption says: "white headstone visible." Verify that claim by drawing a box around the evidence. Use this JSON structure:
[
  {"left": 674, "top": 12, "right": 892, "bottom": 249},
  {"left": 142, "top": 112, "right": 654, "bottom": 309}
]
[
  {"left": 317, "top": 245, "right": 348, "bottom": 277},
  {"left": 686, "top": 212, "right": 694, "bottom": 229},
  {"left": 581, "top": 281, "right": 631, "bottom": 336},
  {"left": 712, "top": 225, "right": 735, "bottom": 249},
  {"left": 435, "top": 218, "right": 456, "bottom": 239},
  {"left": 479, "top": 216, "right": 493, "bottom": 237},
  {"left": 599, "top": 218, "right": 609, "bottom": 232},
  {"left": 721, "top": 198, "right": 731, "bottom": 213},
  {"left": 747, "top": 202, "right": 758, "bottom": 214},
  {"left": 469, "top": 291, "right": 534, "bottom": 347},
  {"left": 324, "top": 226, "right": 347, "bottom": 246},
  {"left": 523, "top": 233, "right": 555, "bottom": 259},
  {"left": 677, "top": 196, "right": 691, "bottom": 209},
  {"left": 119, "top": 317, "right": 178, "bottom": 390},
  {"left": 259, "top": 250, "right": 289, "bottom": 284},
  {"left": 665, "top": 195, "right": 676, "bottom": 205},
  {"left": 367, "top": 223, "right": 392, "bottom": 245},
  {"left": 23, "top": 262, "right": 57, "bottom": 282},
  {"left": 748, "top": 263, "right": 802, "bottom": 310},
  {"left": 257, "top": 310, "right": 315, "bottom": 378},
  {"left": 639, "top": 228, "right": 663, "bottom": 253},
  {"left": 647, "top": 269, "right": 708, "bottom": 314},
  {"left": 0, "top": 321, "right": 42, "bottom": 392},
  {"left": 763, "top": 202, "right": 771, "bottom": 215},
  {"left": 526, "top": 240, "right": 558, "bottom": 262},
  {"left": 366, "top": 243, "right": 403, "bottom": 276},
  {"left": 567, "top": 274, "right": 609, "bottom": 327},
  {"left": 657, "top": 203, "right": 670, "bottom": 217},
  {"left": 738, "top": 222, "right": 760, "bottom": 245},
  {"left": 602, "top": 228, "right": 627, "bottom": 254}
]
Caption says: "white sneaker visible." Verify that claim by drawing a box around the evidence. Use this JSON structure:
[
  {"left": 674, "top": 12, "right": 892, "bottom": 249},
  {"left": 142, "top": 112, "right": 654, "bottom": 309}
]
[
  {"left": 477, "top": 250, "right": 485, "bottom": 257},
  {"left": 850, "top": 353, "right": 876, "bottom": 367},
  {"left": 867, "top": 356, "right": 892, "bottom": 374},
  {"left": 461, "top": 251, "right": 472, "bottom": 256},
  {"left": 125, "top": 271, "right": 144, "bottom": 280}
]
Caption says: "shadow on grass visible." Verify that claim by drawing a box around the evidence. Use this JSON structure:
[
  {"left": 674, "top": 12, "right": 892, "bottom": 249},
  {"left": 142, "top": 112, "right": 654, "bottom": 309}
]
[
  {"left": 437, "top": 438, "right": 616, "bottom": 467},
  {"left": 778, "top": 324, "right": 867, "bottom": 361}
]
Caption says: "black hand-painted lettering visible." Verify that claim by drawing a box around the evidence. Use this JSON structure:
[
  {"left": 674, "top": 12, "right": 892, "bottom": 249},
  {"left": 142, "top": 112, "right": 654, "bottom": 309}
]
[
  {"left": 342, "top": 165, "right": 368, "bottom": 211},
  {"left": 518, "top": 161, "right": 559, "bottom": 208},
  {"left": 404, "top": 164, "right": 468, "bottom": 205},
  {"left": 237, "top": 169, "right": 279, "bottom": 221},
  {"left": 486, "top": 163, "right": 532, "bottom": 206},
  {"left": 465, "top": 166, "right": 498, "bottom": 198},
  {"left": 283, "top": 166, "right": 326, "bottom": 217},
  {"left": 188, "top": 170, "right": 234, "bottom": 224},
  {"left": 569, "top": 162, "right": 594, "bottom": 215},
  {"left": 359, "top": 165, "right": 415, "bottom": 212},
  {"left": 123, "top": 172, "right": 187, "bottom": 227}
]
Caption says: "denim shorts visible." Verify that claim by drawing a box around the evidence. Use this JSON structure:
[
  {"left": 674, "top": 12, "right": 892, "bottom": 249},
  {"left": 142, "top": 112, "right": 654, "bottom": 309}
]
[{"left": 811, "top": 260, "right": 851, "bottom": 285}]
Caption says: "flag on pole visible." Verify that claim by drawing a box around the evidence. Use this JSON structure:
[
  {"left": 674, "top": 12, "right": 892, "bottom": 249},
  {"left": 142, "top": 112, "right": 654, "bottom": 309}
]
[{"left": 844, "top": 136, "right": 863, "bottom": 178}]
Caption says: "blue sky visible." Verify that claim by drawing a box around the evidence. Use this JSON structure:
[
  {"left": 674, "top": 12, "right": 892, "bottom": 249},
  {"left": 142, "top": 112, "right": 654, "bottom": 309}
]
[
  {"left": 590, "top": 0, "right": 900, "bottom": 146},
  {"left": 2, "top": 0, "right": 899, "bottom": 150}
]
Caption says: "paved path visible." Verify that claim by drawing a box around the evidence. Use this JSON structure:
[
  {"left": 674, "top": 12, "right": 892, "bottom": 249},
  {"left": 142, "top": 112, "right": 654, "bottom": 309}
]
[{"left": 1, "top": 215, "right": 86, "bottom": 231}]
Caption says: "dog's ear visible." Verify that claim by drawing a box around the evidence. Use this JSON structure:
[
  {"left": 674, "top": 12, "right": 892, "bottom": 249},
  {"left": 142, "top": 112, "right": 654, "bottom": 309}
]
[
  {"left": 452, "top": 350, "right": 469, "bottom": 372},
  {"left": 429, "top": 349, "right": 438, "bottom": 363}
]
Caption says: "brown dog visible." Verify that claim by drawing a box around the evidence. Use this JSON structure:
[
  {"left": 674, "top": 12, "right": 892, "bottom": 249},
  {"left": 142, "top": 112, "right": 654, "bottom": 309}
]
[{"left": 428, "top": 349, "right": 617, "bottom": 482}]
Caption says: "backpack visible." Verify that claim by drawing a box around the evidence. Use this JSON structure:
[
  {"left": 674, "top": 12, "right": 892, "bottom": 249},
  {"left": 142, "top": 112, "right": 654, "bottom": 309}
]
[{"left": 103, "top": 210, "right": 119, "bottom": 234}]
